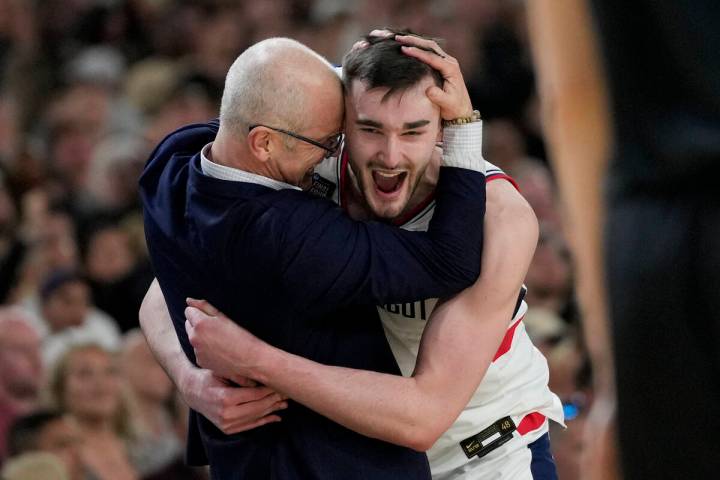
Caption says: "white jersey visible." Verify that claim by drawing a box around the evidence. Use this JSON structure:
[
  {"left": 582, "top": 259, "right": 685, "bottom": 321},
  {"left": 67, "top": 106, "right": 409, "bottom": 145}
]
[{"left": 313, "top": 150, "right": 564, "bottom": 477}]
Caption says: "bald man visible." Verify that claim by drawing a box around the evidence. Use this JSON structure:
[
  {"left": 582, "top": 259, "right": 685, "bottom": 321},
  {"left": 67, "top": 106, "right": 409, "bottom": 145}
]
[
  {"left": 139, "top": 37, "right": 487, "bottom": 479},
  {"left": 0, "top": 308, "right": 43, "bottom": 463}
]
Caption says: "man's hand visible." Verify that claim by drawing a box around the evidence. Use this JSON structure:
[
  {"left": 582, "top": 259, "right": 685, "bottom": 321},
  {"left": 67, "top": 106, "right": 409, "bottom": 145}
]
[
  {"left": 179, "top": 367, "right": 287, "bottom": 434},
  {"left": 183, "top": 298, "right": 289, "bottom": 433},
  {"left": 184, "top": 298, "right": 269, "bottom": 384},
  {"left": 394, "top": 34, "right": 473, "bottom": 120},
  {"left": 139, "top": 280, "right": 286, "bottom": 435}
]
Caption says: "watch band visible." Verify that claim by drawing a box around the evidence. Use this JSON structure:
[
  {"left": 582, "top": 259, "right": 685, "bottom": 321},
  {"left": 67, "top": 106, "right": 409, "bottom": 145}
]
[{"left": 443, "top": 109, "right": 482, "bottom": 126}]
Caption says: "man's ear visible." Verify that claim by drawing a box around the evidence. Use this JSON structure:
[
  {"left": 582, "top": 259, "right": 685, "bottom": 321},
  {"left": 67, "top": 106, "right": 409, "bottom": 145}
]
[{"left": 247, "top": 127, "right": 274, "bottom": 162}]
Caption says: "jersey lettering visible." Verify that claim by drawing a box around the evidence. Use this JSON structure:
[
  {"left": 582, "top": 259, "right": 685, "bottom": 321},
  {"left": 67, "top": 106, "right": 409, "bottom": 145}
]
[
  {"left": 308, "top": 173, "right": 337, "bottom": 198},
  {"left": 380, "top": 300, "right": 428, "bottom": 320}
]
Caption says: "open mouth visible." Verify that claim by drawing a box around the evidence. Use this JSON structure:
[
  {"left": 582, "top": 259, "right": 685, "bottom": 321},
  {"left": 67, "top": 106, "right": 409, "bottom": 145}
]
[{"left": 372, "top": 170, "right": 407, "bottom": 195}]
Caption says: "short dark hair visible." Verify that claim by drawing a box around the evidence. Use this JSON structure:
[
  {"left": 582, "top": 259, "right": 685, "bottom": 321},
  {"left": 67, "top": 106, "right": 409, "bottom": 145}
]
[
  {"left": 342, "top": 29, "right": 444, "bottom": 101},
  {"left": 39, "top": 269, "right": 87, "bottom": 302},
  {"left": 8, "top": 410, "right": 64, "bottom": 457}
]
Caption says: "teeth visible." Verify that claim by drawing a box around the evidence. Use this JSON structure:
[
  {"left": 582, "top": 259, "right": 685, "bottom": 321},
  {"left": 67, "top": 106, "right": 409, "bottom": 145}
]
[{"left": 374, "top": 171, "right": 404, "bottom": 178}]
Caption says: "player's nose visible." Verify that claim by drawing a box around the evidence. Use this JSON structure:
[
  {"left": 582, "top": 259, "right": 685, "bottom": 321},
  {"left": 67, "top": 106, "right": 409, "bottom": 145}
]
[{"left": 378, "top": 136, "right": 402, "bottom": 169}]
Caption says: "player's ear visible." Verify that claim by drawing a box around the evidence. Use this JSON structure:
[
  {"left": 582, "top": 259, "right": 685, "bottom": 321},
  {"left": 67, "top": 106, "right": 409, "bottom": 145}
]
[{"left": 247, "top": 127, "right": 274, "bottom": 163}]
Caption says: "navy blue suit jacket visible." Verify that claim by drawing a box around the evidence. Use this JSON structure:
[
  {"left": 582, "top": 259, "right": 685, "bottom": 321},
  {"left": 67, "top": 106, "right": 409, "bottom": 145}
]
[{"left": 139, "top": 121, "right": 486, "bottom": 479}]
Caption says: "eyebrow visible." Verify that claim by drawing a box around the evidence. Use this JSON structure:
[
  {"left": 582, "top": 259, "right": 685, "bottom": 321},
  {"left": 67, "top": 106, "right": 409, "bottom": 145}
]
[
  {"left": 356, "top": 119, "right": 383, "bottom": 128},
  {"left": 403, "top": 120, "right": 430, "bottom": 130},
  {"left": 355, "top": 119, "right": 431, "bottom": 130}
]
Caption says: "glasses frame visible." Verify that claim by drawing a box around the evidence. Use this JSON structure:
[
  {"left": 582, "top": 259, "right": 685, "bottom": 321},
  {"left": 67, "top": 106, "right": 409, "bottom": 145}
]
[{"left": 248, "top": 124, "right": 342, "bottom": 158}]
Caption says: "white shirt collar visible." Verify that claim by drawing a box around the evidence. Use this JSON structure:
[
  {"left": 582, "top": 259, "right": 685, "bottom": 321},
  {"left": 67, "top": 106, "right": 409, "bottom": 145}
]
[{"left": 200, "top": 142, "right": 301, "bottom": 191}]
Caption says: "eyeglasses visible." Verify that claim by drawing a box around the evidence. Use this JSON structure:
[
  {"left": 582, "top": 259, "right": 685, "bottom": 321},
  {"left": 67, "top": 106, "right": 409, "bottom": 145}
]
[{"left": 249, "top": 124, "right": 342, "bottom": 159}]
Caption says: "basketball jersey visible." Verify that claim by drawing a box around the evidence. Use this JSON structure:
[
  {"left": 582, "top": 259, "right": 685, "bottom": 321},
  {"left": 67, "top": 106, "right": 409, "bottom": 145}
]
[{"left": 313, "top": 148, "right": 564, "bottom": 476}]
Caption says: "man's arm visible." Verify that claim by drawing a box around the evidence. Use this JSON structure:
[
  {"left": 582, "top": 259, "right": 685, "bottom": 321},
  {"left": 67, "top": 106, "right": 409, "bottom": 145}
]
[
  {"left": 139, "top": 280, "right": 287, "bottom": 434},
  {"left": 527, "top": 0, "right": 618, "bottom": 478},
  {"left": 528, "top": 0, "right": 611, "bottom": 384},
  {"left": 187, "top": 179, "right": 537, "bottom": 450}
]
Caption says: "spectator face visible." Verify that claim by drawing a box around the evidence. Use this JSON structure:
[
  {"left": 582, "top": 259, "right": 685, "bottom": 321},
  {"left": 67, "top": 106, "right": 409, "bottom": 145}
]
[
  {"left": 36, "top": 417, "right": 83, "bottom": 480},
  {"left": 44, "top": 84, "right": 114, "bottom": 191},
  {"left": 482, "top": 119, "right": 526, "bottom": 172},
  {"left": 42, "top": 280, "right": 89, "bottom": 332},
  {"left": 244, "top": 0, "right": 293, "bottom": 42},
  {"left": 344, "top": 76, "right": 442, "bottom": 219},
  {"left": 0, "top": 96, "right": 18, "bottom": 162},
  {"left": 84, "top": 227, "right": 135, "bottom": 283},
  {"left": 0, "top": 185, "right": 17, "bottom": 236},
  {"left": 525, "top": 229, "right": 571, "bottom": 313},
  {"left": 515, "top": 164, "right": 561, "bottom": 230},
  {"left": 35, "top": 212, "right": 79, "bottom": 272},
  {"left": 86, "top": 135, "right": 146, "bottom": 211},
  {"left": 61, "top": 347, "right": 121, "bottom": 423},
  {"left": 0, "top": 317, "right": 42, "bottom": 406},
  {"left": 121, "top": 335, "right": 172, "bottom": 403},
  {"left": 50, "top": 126, "right": 96, "bottom": 189},
  {"left": 145, "top": 90, "right": 217, "bottom": 148},
  {"left": 195, "top": 6, "right": 247, "bottom": 71}
]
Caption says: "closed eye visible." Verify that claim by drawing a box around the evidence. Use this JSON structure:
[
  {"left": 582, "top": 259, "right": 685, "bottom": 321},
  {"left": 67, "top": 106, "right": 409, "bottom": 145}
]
[
  {"left": 402, "top": 130, "right": 424, "bottom": 136},
  {"left": 359, "top": 127, "right": 382, "bottom": 135}
]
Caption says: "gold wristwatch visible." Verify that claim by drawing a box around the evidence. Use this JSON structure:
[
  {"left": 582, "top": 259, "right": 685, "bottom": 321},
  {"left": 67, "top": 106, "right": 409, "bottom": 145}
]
[{"left": 443, "top": 109, "right": 482, "bottom": 126}]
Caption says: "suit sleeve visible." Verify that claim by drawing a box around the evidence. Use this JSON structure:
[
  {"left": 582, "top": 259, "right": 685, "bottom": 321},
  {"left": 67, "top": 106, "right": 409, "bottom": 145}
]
[{"left": 275, "top": 122, "right": 487, "bottom": 316}]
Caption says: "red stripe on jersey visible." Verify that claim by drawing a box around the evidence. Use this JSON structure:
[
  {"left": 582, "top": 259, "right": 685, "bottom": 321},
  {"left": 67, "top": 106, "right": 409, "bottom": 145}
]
[
  {"left": 493, "top": 316, "right": 523, "bottom": 361},
  {"left": 486, "top": 173, "right": 520, "bottom": 191},
  {"left": 391, "top": 191, "right": 435, "bottom": 226},
  {"left": 517, "top": 412, "right": 546, "bottom": 435}
]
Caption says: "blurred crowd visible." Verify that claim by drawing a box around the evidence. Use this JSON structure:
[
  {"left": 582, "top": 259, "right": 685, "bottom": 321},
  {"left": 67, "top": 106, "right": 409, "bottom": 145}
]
[{"left": 0, "top": 0, "right": 590, "bottom": 478}]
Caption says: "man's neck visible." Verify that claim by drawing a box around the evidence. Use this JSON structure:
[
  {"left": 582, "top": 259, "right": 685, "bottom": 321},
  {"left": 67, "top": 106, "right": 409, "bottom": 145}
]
[{"left": 210, "top": 135, "right": 274, "bottom": 179}]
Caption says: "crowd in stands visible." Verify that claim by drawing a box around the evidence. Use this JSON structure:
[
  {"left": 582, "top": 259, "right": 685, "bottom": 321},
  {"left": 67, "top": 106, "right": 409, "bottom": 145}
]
[{"left": 0, "top": 1, "right": 590, "bottom": 478}]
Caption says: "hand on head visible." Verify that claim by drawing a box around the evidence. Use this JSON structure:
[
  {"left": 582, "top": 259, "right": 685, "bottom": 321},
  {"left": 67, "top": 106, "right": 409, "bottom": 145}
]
[
  {"left": 358, "top": 30, "right": 474, "bottom": 121},
  {"left": 394, "top": 34, "right": 473, "bottom": 120}
]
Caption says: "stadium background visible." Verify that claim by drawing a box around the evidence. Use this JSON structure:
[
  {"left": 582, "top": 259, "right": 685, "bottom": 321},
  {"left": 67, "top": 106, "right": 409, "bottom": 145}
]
[{"left": 0, "top": 0, "right": 588, "bottom": 478}]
